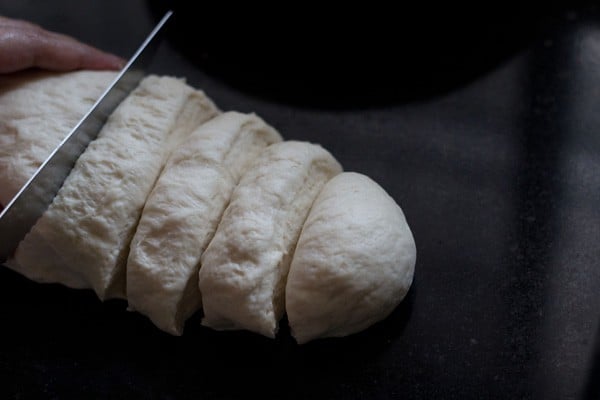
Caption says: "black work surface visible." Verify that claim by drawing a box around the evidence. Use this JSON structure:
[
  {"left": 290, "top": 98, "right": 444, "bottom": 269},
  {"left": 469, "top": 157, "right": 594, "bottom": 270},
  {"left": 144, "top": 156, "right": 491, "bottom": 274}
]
[{"left": 1, "top": 2, "right": 600, "bottom": 399}]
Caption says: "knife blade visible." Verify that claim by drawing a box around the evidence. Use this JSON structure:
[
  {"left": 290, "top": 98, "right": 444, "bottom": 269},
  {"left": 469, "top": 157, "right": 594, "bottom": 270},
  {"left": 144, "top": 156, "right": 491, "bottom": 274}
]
[{"left": 0, "top": 11, "right": 173, "bottom": 264}]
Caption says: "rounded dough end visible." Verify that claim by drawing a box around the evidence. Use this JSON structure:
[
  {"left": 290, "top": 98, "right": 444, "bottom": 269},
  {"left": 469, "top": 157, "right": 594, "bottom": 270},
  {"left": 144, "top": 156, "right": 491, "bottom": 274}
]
[{"left": 286, "top": 172, "right": 416, "bottom": 344}]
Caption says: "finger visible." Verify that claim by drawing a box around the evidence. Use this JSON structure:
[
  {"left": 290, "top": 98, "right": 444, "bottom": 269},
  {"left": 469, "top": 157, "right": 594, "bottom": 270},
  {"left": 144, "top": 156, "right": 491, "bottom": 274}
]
[
  {"left": 0, "top": 28, "right": 40, "bottom": 73},
  {"left": 0, "top": 24, "right": 124, "bottom": 73},
  {"left": 0, "top": 16, "right": 43, "bottom": 32},
  {"left": 38, "top": 31, "right": 125, "bottom": 71}
]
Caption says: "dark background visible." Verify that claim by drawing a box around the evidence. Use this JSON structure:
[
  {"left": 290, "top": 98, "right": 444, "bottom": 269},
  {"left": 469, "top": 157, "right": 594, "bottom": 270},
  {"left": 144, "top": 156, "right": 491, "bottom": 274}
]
[{"left": 1, "top": 1, "right": 600, "bottom": 399}]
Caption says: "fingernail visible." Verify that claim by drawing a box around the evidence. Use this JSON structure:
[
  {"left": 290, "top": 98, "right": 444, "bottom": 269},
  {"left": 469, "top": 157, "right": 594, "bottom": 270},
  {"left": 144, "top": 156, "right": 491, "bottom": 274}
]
[{"left": 112, "top": 56, "right": 127, "bottom": 70}]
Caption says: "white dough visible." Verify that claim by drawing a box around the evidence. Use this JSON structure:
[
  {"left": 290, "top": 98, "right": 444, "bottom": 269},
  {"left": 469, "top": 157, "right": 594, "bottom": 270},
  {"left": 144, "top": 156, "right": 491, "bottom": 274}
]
[
  {"left": 10, "top": 75, "right": 219, "bottom": 300},
  {"left": 127, "top": 111, "right": 282, "bottom": 335},
  {"left": 199, "top": 141, "right": 342, "bottom": 338},
  {"left": 286, "top": 172, "right": 416, "bottom": 344},
  {"left": 0, "top": 70, "right": 117, "bottom": 206}
]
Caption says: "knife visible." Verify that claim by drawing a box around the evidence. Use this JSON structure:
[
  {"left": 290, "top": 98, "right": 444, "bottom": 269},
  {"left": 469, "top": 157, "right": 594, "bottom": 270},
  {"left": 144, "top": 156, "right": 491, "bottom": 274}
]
[{"left": 0, "top": 11, "right": 173, "bottom": 264}]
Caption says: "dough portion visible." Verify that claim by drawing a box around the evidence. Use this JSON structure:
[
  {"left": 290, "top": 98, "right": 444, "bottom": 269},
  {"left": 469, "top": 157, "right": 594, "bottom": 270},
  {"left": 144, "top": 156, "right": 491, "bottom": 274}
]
[
  {"left": 127, "top": 111, "right": 282, "bottom": 335},
  {"left": 199, "top": 141, "right": 342, "bottom": 338},
  {"left": 286, "top": 172, "right": 416, "bottom": 344},
  {"left": 0, "top": 70, "right": 117, "bottom": 205},
  {"left": 10, "top": 75, "right": 219, "bottom": 300}
]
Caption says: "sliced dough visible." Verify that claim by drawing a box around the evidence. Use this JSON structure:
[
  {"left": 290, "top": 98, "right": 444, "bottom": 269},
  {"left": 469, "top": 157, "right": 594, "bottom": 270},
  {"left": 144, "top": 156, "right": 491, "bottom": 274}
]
[
  {"left": 0, "top": 70, "right": 117, "bottom": 205},
  {"left": 10, "top": 75, "right": 219, "bottom": 300},
  {"left": 199, "top": 141, "right": 342, "bottom": 337},
  {"left": 286, "top": 172, "right": 416, "bottom": 344},
  {"left": 127, "top": 111, "right": 282, "bottom": 335}
]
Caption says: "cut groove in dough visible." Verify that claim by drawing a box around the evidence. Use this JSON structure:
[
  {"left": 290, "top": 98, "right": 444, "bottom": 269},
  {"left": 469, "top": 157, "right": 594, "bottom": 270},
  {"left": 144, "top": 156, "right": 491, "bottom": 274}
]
[
  {"left": 126, "top": 111, "right": 282, "bottom": 335},
  {"left": 10, "top": 75, "right": 219, "bottom": 300},
  {"left": 199, "top": 141, "right": 343, "bottom": 338}
]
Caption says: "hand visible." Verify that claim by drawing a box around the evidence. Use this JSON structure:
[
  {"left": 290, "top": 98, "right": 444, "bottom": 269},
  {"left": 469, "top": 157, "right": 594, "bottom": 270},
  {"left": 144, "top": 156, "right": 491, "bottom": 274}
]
[{"left": 0, "top": 16, "right": 124, "bottom": 74}]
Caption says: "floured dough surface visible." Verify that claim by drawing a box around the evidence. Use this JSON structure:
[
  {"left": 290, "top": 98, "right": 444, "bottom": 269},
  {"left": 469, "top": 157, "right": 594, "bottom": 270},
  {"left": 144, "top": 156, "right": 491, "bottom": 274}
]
[
  {"left": 0, "top": 70, "right": 117, "bottom": 205},
  {"left": 286, "top": 172, "right": 416, "bottom": 344},
  {"left": 10, "top": 75, "right": 218, "bottom": 300},
  {"left": 127, "top": 111, "right": 282, "bottom": 335},
  {"left": 199, "top": 141, "right": 342, "bottom": 337}
]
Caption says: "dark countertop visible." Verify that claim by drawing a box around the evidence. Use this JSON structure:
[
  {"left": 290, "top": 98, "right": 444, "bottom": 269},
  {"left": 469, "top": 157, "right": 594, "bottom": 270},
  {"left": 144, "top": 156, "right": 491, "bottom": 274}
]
[{"left": 1, "top": 2, "right": 599, "bottom": 399}]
